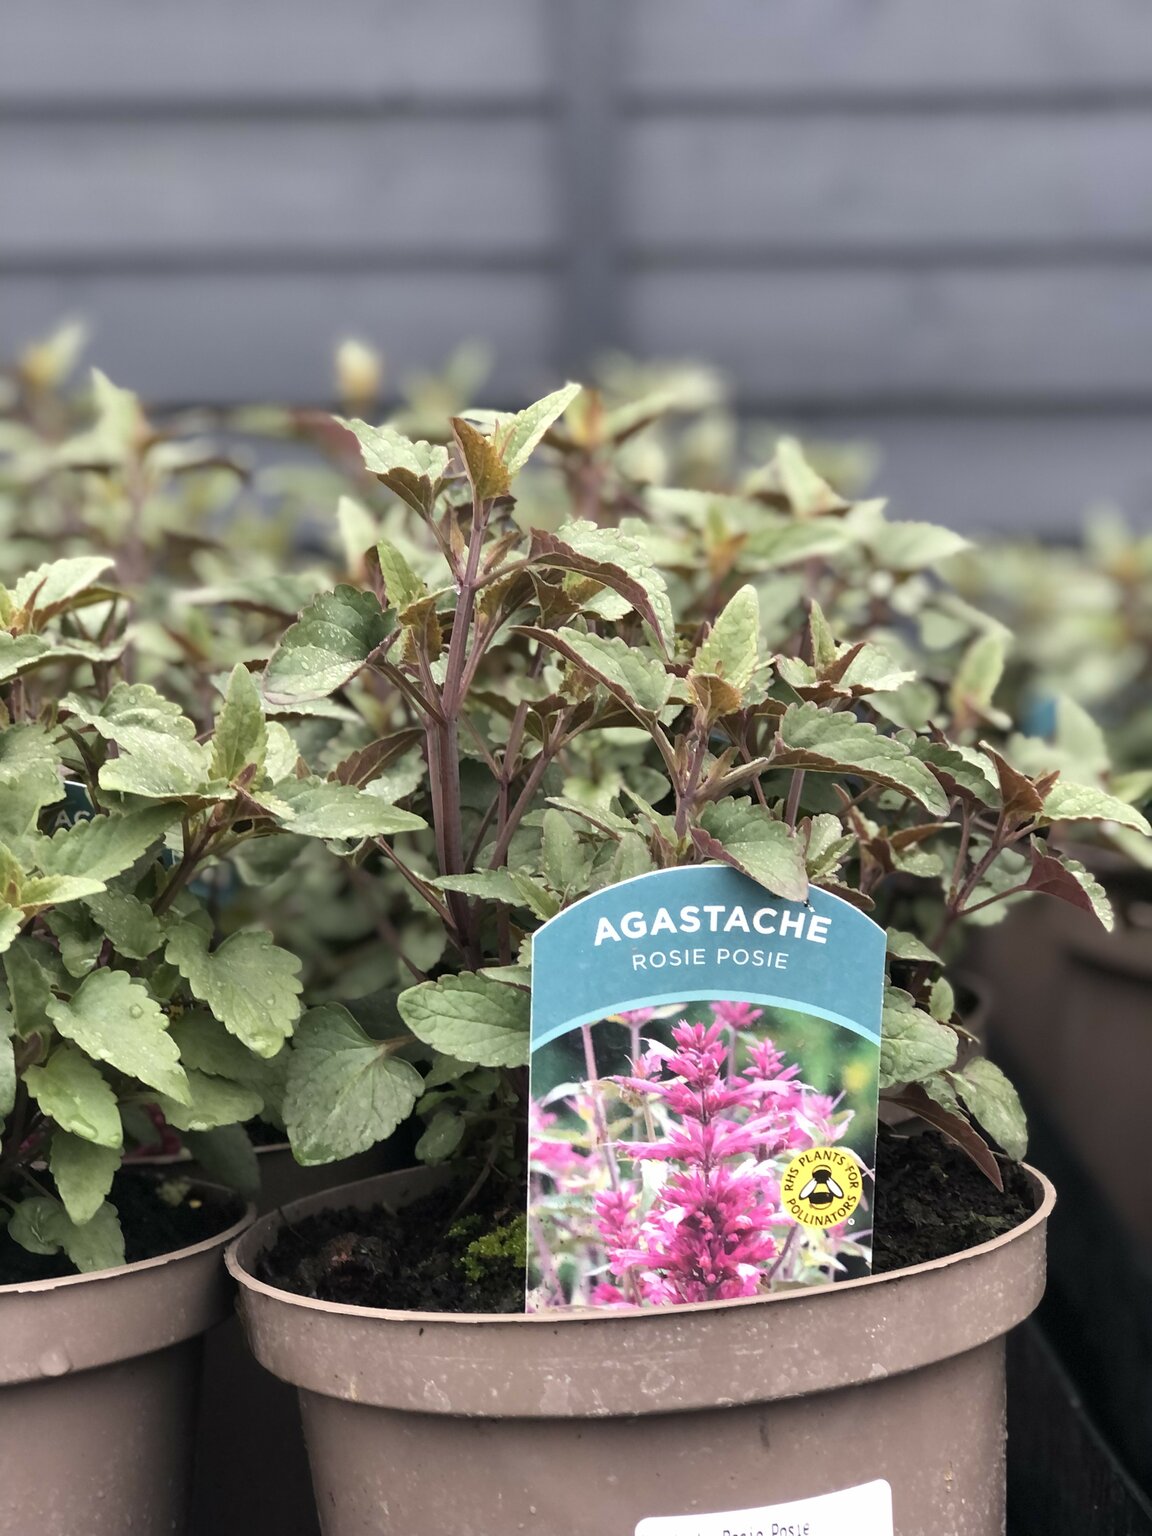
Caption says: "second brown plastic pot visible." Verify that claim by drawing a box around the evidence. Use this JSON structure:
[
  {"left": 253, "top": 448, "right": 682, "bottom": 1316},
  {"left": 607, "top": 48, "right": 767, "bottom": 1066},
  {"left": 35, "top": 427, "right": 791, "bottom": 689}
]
[
  {"left": 190, "top": 1140, "right": 415, "bottom": 1536},
  {"left": 230, "top": 1163, "right": 1054, "bottom": 1536},
  {"left": 0, "top": 1183, "right": 253, "bottom": 1536}
]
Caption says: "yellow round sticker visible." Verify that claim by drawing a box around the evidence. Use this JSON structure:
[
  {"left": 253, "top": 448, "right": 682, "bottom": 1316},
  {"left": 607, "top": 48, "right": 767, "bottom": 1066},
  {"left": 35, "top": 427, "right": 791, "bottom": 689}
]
[{"left": 781, "top": 1147, "right": 864, "bottom": 1228}]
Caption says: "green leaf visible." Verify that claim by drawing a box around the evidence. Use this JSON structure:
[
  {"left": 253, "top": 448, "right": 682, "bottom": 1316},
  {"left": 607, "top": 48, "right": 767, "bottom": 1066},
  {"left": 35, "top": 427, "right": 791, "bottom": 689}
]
[
  {"left": 1041, "top": 781, "right": 1151, "bottom": 836},
  {"left": 1053, "top": 695, "right": 1111, "bottom": 781},
  {"left": 542, "top": 808, "right": 586, "bottom": 895},
  {"left": 341, "top": 420, "right": 450, "bottom": 481},
  {"left": 337, "top": 495, "right": 378, "bottom": 571},
  {"left": 695, "top": 802, "right": 809, "bottom": 902},
  {"left": 8, "top": 1196, "right": 62, "bottom": 1255},
  {"left": 773, "top": 702, "right": 949, "bottom": 814},
  {"left": 44, "top": 905, "right": 102, "bottom": 977},
  {"left": 12, "top": 556, "right": 115, "bottom": 619},
  {"left": 9, "top": 1192, "right": 126, "bottom": 1273},
  {"left": 879, "top": 986, "right": 958, "bottom": 1090},
  {"left": 911, "top": 740, "right": 999, "bottom": 805},
  {"left": 928, "top": 976, "right": 956, "bottom": 1023},
  {"left": 692, "top": 585, "right": 760, "bottom": 692},
  {"left": 165, "top": 926, "right": 302, "bottom": 1058},
  {"left": 432, "top": 870, "right": 524, "bottom": 903},
  {"left": 211, "top": 664, "right": 267, "bottom": 783},
  {"left": 885, "top": 929, "right": 943, "bottom": 965},
  {"left": 550, "top": 520, "right": 675, "bottom": 651},
  {"left": 415, "top": 1107, "right": 467, "bottom": 1162},
  {"left": 498, "top": 382, "right": 581, "bottom": 473},
  {"left": 766, "top": 438, "right": 846, "bottom": 518},
  {"left": 740, "top": 521, "right": 850, "bottom": 571},
  {"left": 802, "top": 813, "right": 854, "bottom": 881},
  {"left": 57, "top": 1199, "right": 125, "bottom": 1273},
  {"left": 262, "top": 586, "right": 390, "bottom": 705},
  {"left": 64, "top": 684, "right": 214, "bottom": 798},
  {"left": 397, "top": 972, "right": 530, "bottom": 1068},
  {"left": 1111, "top": 770, "right": 1152, "bottom": 809},
  {"left": 284, "top": 1004, "right": 424, "bottom": 1165},
  {"left": 0, "top": 634, "right": 52, "bottom": 683},
  {"left": 0, "top": 905, "right": 21, "bottom": 955},
  {"left": 0, "top": 757, "right": 65, "bottom": 845},
  {"left": 375, "top": 540, "right": 426, "bottom": 611},
  {"left": 0, "top": 1006, "right": 14, "bottom": 1117},
  {"left": 507, "top": 872, "right": 560, "bottom": 921},
  {"left": 39, "top": 804, "right": 179, "bottom": 882},
  {"left": 3, "top": 937, "right": 54, "bottom": 1037},
  {"left": 529, "top": 527, "right": 674, "bottom": 655},
  {"left": 83, "top": 888, "right": 163, "bottom": 959},
  {"left": 1024, "top": 843, "right": 1114, "bottom": 931},
  {"left": 57, "top": 369, "right": 142, "bottom": 469},
  {"left": 18, "top": 874, "right": 108, "bottom": 913},
  {"left": 154, "top": 1068, "right": 263, "bottom": 1132},
  {"left": 610, "top": 831, "right": 656, "bottom": 884},
  {"left": 530, "top": 628, "right": 673, "bottom": 717},
  {"left": 807, "top": 600, "right": 838, "bottom": 673},
  {"left": 25, "top": 1043, "right": 122, "bottom": 1148},
  {"left": 949, "top": 633, "right": 1007, "bottom": 723},
  {"left": 452, "top": 416, "right": 512, "bottom": 500},
  {"left": 272, "top": 777, "right": 426, "bottom": 839},
  {"left": 264, "top": 722, "right": 302, "bottom": 783},
  {"left": 954, "top": 1058, "right": 1027, "bottom": 1161},
  {"left": 46, "top": 969, "right": 190, "bottom": 1101},
  {"left": 546, "top": 796, "right": 634, "bottom": 838},
  {"left": 183, "top": 1125, "right": 260, "bottom": 1202},
  {"left": 168, "top": 1010, "right": 289, "bottom": 1121},
  {"left": 866, "top": 519, "right": 970, "bottom": 572},
  {"left": 50, "top": 1129, "right": 121, "bottom": 1224}
]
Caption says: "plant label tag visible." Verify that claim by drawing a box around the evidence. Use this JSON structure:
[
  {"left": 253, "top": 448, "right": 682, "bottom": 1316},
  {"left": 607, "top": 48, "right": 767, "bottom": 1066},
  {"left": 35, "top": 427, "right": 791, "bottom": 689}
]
[
  {"left": 527, "top": 865, "right": 884, "bottom": 1312},
  {"left": 635, "top": 1478, "right": 894, "bottom": 1535}
]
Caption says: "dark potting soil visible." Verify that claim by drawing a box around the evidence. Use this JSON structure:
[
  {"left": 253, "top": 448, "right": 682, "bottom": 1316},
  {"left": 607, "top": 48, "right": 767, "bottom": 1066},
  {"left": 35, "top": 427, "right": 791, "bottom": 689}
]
[
  {"left": 872, "top": 1125, "right": 1034, "bottom": 1273},
  {"left": 257, "top": 1176, "right": 527, "bottom": 1313},
  {"left": 260, "top": 1130, "right": 1035, "bottom": 1312},
  {"left": 0, "top": 1170, "right": 245, "bottom": 1285}
]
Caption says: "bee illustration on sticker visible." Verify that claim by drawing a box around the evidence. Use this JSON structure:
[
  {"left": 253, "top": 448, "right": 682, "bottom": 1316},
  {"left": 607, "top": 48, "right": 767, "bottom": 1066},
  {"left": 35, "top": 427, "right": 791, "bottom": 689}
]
[{"left": 799, "top": 1166, "right": 843, "bottom": 1209}]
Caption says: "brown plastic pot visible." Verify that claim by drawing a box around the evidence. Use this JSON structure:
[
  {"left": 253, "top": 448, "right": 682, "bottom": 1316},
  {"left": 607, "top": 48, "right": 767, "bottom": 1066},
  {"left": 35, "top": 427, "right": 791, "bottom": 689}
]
[
  {"left": 974, "top": 863, "right": 1152, "bottom": 1249},
  {"left": 1058, "top": 918, "right": 1152, "bottom": 1248},
  {"left": 191, "top": 1141, "right": 412, "bottom": 1536},
  {"left": 229, "top": 1163, "right": 1054, "bottom": 1536},
  {"left": 0, "top": 1184, "right": 253, "bottom": 1536}
]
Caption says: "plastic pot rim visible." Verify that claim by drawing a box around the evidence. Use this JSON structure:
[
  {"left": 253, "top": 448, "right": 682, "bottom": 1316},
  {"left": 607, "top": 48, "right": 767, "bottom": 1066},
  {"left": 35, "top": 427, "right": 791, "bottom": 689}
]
[
  {"left": 227, "top": 1161, "right": 1055, "bottom": 1329},
  {"left": 1, "top": 1182, "right": 255, "bottom": 1300}
]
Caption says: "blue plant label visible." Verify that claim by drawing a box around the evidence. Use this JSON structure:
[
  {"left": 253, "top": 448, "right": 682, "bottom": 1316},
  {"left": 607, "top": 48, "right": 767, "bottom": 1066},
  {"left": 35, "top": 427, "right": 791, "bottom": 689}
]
[{"left": 527, "top": 865, "right": 885, "bottom": 1312}]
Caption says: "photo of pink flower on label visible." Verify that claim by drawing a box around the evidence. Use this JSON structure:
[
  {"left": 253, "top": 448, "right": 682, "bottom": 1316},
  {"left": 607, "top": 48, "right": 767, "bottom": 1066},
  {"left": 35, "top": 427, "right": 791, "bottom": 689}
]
[{"left": 527, "top": 867, "right": 885, "bottom": 1313}]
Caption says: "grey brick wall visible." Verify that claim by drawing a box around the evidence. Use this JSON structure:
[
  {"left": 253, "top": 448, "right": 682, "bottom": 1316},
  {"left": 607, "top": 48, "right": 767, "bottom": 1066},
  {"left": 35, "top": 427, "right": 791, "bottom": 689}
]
[{"left": 5, "top": 0, "right": 1152, "bottom": 531}]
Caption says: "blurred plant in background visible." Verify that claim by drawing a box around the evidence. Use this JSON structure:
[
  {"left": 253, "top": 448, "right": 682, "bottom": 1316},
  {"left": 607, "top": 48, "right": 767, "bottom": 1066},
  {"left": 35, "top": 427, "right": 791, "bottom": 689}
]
[{"left": 4, "top": 324, "right": 1150, "bottom": 1222}]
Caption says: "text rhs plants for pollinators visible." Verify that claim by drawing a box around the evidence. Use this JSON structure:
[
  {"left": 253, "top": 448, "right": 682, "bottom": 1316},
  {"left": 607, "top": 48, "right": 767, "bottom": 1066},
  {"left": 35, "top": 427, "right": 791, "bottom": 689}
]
[{"left": 528, "top": 865, "right": 884, "bottom": 1312}]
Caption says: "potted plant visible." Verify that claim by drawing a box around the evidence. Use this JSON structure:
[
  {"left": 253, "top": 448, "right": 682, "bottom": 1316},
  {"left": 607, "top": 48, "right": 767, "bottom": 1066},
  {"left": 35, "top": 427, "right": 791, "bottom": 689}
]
[
  {"left": 0, "top": 551, "right": 427, "bottom": 1533},
  {"left": 226, "top": 393, "right": 1149, "bottom": 1535},
  {"left": 946, "top": 520, "right": 1152, "bottom": 1487}
]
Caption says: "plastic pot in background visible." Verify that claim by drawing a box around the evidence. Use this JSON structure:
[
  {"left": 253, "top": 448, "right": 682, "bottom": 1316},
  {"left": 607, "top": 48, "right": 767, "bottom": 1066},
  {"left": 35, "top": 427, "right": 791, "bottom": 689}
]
[
  {"left": 0, "top": 1185, "right": 252, "bottom": 1536},
  {"left": 190, "top": 1140, "right": 414, "bottom": 1536},
  {"left": 229, "top": 1163, "right": 1053, "bottom": 1536},
  {"left": 973, "top": 872, "right": 1152, "bottom": 1491},
  {"left": 973, "top": 865, "right": 1152, "bottom": 1247}
]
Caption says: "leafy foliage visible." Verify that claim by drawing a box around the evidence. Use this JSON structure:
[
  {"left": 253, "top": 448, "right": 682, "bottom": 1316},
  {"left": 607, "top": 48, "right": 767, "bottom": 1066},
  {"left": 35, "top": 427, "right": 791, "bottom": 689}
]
[{"left": 5, "top": 328, "right": 1150, "bottom": 1281}]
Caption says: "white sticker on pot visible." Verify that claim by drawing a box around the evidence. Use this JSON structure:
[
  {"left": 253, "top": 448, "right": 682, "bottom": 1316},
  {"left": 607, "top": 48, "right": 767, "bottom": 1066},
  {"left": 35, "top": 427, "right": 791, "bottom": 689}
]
[{"left": 635, "top": 1478, "right": 893, "bottom": 1536}]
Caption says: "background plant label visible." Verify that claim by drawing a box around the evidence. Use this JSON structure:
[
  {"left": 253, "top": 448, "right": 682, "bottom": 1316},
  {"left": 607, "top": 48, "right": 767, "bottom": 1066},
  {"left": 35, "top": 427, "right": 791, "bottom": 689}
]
[
  {"left": 527, "top": 865, "right": 884, "bottom": 1312},
  {"left": 634, "top": 1479, "right": 893, "bottom": 1535}
]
